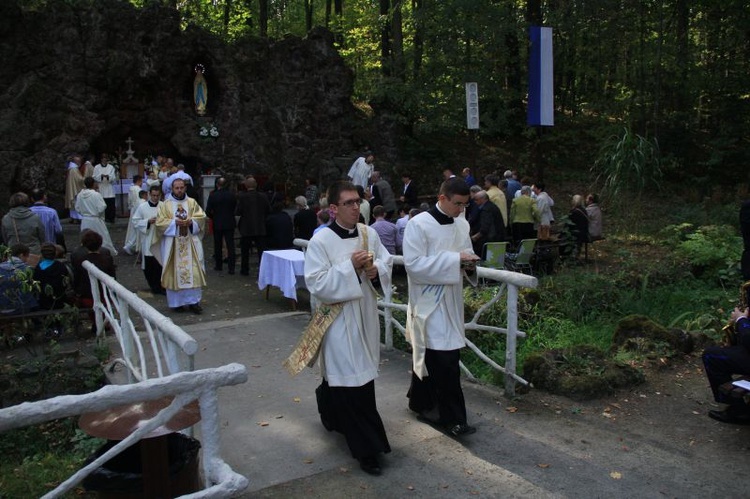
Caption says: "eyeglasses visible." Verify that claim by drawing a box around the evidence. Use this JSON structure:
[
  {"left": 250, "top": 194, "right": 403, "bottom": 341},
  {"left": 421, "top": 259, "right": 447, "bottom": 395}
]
[
  {"left": 338, "top": 198, "right": 363, "bottom": 208},
  {"left": 449, "top": 199, "right": 469, "bottom": 208}
]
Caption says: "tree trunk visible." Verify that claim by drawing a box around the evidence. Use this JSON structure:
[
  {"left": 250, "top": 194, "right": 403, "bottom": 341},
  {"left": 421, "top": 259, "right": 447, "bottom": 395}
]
[
  {"left": 223, "top": 0, "right": 232, "bottom": 37},
  {"left": 380, "top": 0, "right": 391, "bottom": 76},
  {"left": 325, "top": 0, "right": 331, "bottom": 26},
  {"left": 259, "top": 0, "right": 268, "bottom": 38},
  {"left": 412, "top": 0, "right": 423, "bottom": 79},
  {"left": 391, "top": 0, "right": 404, "bottom": 80},
  {"left": 304, "top": 0, "right": 314, "bottom": 32}
]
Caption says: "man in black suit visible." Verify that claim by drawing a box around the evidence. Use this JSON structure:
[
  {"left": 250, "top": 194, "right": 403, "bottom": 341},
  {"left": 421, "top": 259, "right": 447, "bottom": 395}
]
[
  {"left": 206, "top": 177, "right": 237, "bottom": 274},
  {"left": 236, "top": 177, "right": 271, "bottom": 275},
  {"left": 400, "top": 173, "right": 419, "bottom": 210}
]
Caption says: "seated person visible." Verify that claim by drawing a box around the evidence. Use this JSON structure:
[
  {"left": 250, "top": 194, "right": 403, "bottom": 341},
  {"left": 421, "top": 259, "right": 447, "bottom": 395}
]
[
  {"left": 702, "top": 306, "right": 750, "bottom": 424},
  {"left": 71, "top": 230, "right": 116, "bottom": 313},
  {"left": 0, "top": 244, "right": 39, "bottom": 315},
  {"left": 33, "top": 242, "right": 73, "bottom": 310},
  {"left": 265, "top": 201, "right": 295, "bottom": 250}
]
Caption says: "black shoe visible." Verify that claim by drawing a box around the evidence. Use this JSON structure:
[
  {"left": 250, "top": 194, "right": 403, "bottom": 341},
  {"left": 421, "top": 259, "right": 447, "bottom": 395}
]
[
  {"left": 447, "top": 423, "right": 477, "bottom": 437},
  {"left": 708, "top": 407, "right": 750, "bottom": 425},
  {"left": 358, "top": 456, "right": 382, "bottom": 476},
  {"left": 188, "top": 303, "right": 203, "bottom": 315},
  {"left": 172, "top": 306, "right": 186, "bottom": 313}
]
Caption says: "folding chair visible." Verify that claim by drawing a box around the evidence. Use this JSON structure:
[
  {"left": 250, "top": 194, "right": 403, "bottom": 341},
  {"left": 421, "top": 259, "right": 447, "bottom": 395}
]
[
  {"left": 482, "top": 241, "right": 508, "bottom": 270},
  {"left": 480, "top": 241, "right": 508, "bottom": 284},
  {"left": 506, "top": 238, "right": 537, "bottom": 274}
]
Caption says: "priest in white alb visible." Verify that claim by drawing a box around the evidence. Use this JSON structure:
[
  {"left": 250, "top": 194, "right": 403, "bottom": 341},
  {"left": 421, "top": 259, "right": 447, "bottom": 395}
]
[
  {"left": 65, "top": 155, "right": 84, "bottom": 222},
  {"left": 75, "top": 177, "right": 118, "bottom": 256},
  {"left": 132, "top": 184, "right": 164, "bottom": 295},
  {"left": 151, "top": 178, "right": 206, "bottom": 314},
  {"left": 402, "top": 177, "right": 480, "bottom": 438},
  {"left": 93, "top": 154, "right": 118, "bottom": 224},
  {"left": 122, "top": 174, "right": 145, "bottom": 255},
  {"left": 304, "top": 180, "right": 392, "bottom": 476},
  {"left": 346, "top": 153, "right": 374, "bottom": 189}
]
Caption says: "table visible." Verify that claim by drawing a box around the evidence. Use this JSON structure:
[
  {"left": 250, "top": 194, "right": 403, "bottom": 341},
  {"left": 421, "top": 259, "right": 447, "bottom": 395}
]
[
  {"left": 79, "top": 396, "right": 201, "bottom": 498},
  {"left": 258, "top": 249, "right": 306, "bottom": 307}
]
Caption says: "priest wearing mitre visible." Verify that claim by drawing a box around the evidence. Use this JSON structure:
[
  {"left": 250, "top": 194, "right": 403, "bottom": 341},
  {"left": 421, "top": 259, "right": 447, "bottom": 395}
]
[{"left": 151, "top": 178, "right": 207, "bottom": 314}]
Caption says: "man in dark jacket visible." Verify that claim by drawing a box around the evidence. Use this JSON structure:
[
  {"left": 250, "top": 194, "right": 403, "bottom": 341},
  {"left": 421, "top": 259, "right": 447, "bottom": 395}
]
[
  {"left": 206, "top": 177, "right": 237, "bottom": 274},
  {"left": 702, "top": 306, "right": 750, "bottom": 425},
  {"left": 741, "top": 199, "right": 750, "bottom": 281},
  {"left": 370, "top": 171, "right": 397, "bottom": 220},
  {"left": 469, "top": 190, "right": 505, "bottom": 257},
  {"left": 235, "top": 178, "right": 270, "bottom": 276},
  {"left": 293, "top": 195, "right": 317, "bottom": 241},
  {"left": 265, "top": 201, "right": 294, "bottom": 251},
  {"left": 1, "top": 192, "right": 45, "bottom": 256}
]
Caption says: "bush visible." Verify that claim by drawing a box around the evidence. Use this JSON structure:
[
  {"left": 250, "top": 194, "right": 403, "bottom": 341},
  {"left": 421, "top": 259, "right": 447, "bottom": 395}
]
[{"left": 660, "top": 223, "right": 742, "bottom": 281}]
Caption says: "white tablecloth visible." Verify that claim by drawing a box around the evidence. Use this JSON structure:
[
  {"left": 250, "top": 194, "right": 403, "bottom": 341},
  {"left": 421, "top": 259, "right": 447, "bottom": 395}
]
[{"left": 258, "top": 249, "right": 306, "bottom": 301}]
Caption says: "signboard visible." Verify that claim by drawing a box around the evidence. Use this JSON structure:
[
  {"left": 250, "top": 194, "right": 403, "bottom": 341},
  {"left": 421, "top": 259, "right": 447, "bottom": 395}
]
[{"left": 465, "top": 82, "right": 479, "bottom": 130}]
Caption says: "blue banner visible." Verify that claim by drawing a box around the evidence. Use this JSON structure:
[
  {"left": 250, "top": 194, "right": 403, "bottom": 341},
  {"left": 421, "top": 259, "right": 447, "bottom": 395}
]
[{"left": 528, "top": 26, "right": 554, "bottom": 127}]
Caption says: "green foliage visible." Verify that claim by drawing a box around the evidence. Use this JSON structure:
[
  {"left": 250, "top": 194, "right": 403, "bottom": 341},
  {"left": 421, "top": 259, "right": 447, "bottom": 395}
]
[
  {"left": 0, "top": 420, "right": 103, "bottom": 497},
  {"left": 593, "top": 127, "right": 663, "bottom": 198},
  {"left": 660, "top": 223, "right": 742, "bottom": 282}
]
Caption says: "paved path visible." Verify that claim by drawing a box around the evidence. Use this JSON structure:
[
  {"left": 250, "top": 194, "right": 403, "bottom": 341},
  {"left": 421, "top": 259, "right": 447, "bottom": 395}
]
[{"left": 182, "top": 314, "right": 747, "bottom": 499}]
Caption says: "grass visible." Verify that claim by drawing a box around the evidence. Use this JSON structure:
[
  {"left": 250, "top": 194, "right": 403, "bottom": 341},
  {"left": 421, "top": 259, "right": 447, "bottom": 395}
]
[{"left": 0, "top": 421, "right": 103, "bottom": 497}]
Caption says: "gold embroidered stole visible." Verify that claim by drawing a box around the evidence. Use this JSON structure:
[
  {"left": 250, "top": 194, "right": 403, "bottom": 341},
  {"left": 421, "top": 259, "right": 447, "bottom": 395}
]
[{"left": 283, "top": 224, "right": 370, "bottom": 377}]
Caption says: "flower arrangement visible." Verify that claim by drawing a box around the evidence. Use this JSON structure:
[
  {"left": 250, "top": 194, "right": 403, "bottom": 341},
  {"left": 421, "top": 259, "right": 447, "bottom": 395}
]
[{"left": 199, "top": 123, "right": 219, "bottom": 138}]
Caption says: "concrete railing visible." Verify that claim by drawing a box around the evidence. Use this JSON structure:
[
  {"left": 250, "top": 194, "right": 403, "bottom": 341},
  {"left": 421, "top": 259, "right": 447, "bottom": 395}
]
[
  {"left": 0, "top": 364, "right": 249, "bottom": 498},
  {"left": 293, "top": 238, "right": 539, "bottom": 397},
  {"left": 84, "top": 260, "right": 198, "bottom": 382}
]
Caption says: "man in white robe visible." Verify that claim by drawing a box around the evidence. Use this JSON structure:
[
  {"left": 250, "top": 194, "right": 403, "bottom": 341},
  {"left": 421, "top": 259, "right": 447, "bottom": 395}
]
[
  {"left": 123, "top": 175, "right": 145, "bottom": 255},
  {"left": 347, "top": 154, "right": 374, "bottom": 189},
  {"left": 65, "top": 155, "right": 84, "bottom": 221},
  {"left": 93, "top": 154, "right": 118, "bottom": 223},
  {"left": 132, "top": 185, "right": 164, "bottom": 294},
  {"left": 402, "top": 178, "right": 480, "bottom": 437},
  {"left": 151, "top": 178, "right": 206, "bottom": 314},
  {"left": 75, "top": 177, "right": 118, "bottom": 256},
  {"left": 305, "top": 180, "right": 392, "bottom": 475}
]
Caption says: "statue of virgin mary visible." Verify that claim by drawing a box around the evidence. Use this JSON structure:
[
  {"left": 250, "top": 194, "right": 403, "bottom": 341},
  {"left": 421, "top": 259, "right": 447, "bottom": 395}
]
[{"left": 194, "top": 64, "right": 208, "bottom": 116}]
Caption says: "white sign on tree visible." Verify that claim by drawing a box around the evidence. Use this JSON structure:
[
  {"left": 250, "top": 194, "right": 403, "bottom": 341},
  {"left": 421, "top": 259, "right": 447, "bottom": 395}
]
[{"left": 466, "top": 82, "right": 479, "bottom": 130}]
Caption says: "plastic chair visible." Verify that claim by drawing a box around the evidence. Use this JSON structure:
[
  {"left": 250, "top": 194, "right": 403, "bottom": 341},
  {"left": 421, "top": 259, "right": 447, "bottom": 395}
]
[
  {"left": 482, "top": 242, "right": 508, "bottom": 270},
  {"left": 506, "top": 238, "right": 537, "bottom": 274},
  {"left": 480, "top": 241, "right": 508, "bottom": 284}
]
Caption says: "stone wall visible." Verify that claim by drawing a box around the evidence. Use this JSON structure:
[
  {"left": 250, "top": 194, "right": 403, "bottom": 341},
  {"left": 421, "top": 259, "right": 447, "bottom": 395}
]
[{"left": 0, "top": 0, "right": 366, "bottom": 209}]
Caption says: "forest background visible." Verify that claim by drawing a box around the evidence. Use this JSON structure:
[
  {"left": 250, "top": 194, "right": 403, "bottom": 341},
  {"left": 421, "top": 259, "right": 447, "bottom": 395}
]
[
  {"left": 115, "top": 0, "right": 750, "bottom": 192},
  {"left": 2, "top": 3, "right": 749, "bottom": 492}
]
